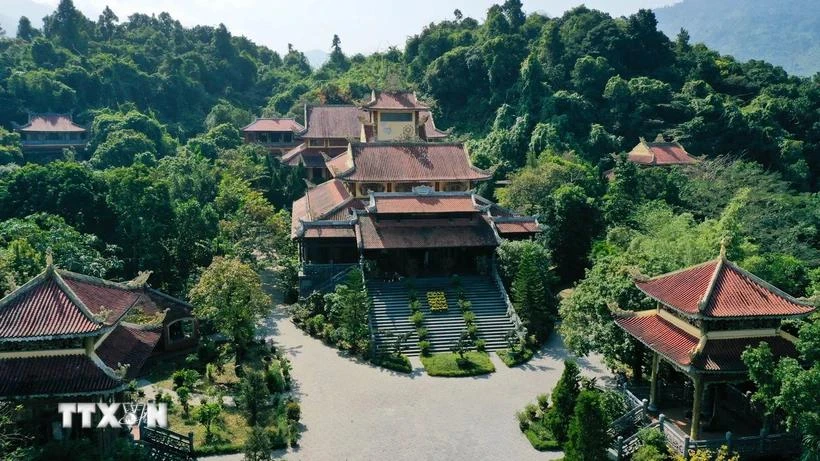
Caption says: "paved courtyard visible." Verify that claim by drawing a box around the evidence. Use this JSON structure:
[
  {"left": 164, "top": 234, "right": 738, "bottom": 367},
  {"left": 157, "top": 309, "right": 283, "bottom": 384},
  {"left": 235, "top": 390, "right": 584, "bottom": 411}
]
[{"left": 206, "top": 307, "right": 611, "bottom": 461}]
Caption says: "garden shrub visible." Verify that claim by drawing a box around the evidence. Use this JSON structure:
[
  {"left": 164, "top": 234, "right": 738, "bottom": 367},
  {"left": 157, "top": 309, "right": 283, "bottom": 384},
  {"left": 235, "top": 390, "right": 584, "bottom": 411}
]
[
  {"left": 286, "top": 401, "right": 301, "bottom": 422},
  {"left": 537, "top": 393, "right": 549, "bottom": 411},
  {"left": 409, "top": 311, "right": 424, "bottom": 327},
  {"left": 475, "top": 339, "right": 486, "bottom": 352},
  {"left": 463, "top": 311, "right": 476, "bottom": 324},
  {"left": 467, "top": 324, "right": 478, "bottom": 339},
  {"left": 417, "top": 327, "right": 429, "bottom": 340},
  {"left": 172, "top": 369, "right": 200, "bottom": 390},
  {"left": 419, "top": 340, "right": 431, "bottom": 356},
  {"left": 545, "top": 360, "right": 580, "bottom": 443},
  {"left": 266, "top": 362, "right": 286, "bottom": 393},
  {"left": 374, "top": 353, "right": 412, "bottom": 373}
]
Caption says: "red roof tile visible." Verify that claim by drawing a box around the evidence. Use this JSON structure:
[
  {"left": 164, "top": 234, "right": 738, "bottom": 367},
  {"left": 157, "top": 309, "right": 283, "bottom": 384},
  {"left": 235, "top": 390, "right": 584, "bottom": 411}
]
[
  {"left": 282, "top": 143, "right": 347, "bottom": 168},
  {"left": 242, "top": 118, "right": 303, "bottom": 132},
  {"left": 0, "top": 354, "right": 121, "bottom": 397},
  {"left": 357, "top": 216, "right": 498, "bottom": 249},
  {"left": 420, "top": 110, "right": 448, "bottom": 139},
  {"left": 628, "top": 140, "right": 698, "bottom": 166},
  {"left": 97, "top": 325, "right": 161, "bottom": 379},
  {"left": 615, "top": 314, "right": 698, "bottom": 366},
  {"left": 0, "top": 276, "right": 102, "bottom": 339},
  {"left": 694, "top": 336, "right": 797, "bottom": 372},
  {"left": 495, "top": 221, "right": 540, "bottom": 234},
  {"left": 363, "top": 91, "right": 430, "bottom": 110},
  {"left": 636, "top": 259, "right": 815, "bottom": 318},
  {"left": 302, "top": 105, "right": 364, "bottom": 139},
  {"left": 16, "top": 114, "right": 86, "bottom": 132},
  {"left": 61, "top": 273, "right": 141, "bottom": 323},
  {"left": 303, "top": 226, "right": 356, "bottom": 239},
  {"left": 329, "top": 143, "right": 490, "bottom": 182},
  {"left": 372, "top": 195, "right": 477, "bottom": 214},
  {"left": 291, "top": 180, "right": 353, "bottom": 237}
]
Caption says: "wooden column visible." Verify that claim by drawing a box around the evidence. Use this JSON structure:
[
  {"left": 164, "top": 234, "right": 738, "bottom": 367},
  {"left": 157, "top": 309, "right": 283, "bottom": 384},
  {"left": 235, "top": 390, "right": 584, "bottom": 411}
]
[
  {"left": 649, "top": 351, "right": 660, "bottom": 412},
  {"left": 690, "top": 374, "right": 703, "bottom": 440}
]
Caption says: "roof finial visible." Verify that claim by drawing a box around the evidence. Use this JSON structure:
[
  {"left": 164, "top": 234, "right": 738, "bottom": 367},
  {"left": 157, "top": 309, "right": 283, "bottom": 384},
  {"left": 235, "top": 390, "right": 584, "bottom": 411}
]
[
  {"left": 719, "top": 237, "right": 728, "bottom": 260},
  {"left": 45, "top": 247, "right": 54, "bottom": 270}
]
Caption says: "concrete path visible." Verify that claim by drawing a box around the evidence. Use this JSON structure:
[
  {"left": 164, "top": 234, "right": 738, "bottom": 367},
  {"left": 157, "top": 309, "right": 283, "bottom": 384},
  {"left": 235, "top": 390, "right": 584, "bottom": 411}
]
[{"left": 203, "top": 307, "right": 611, "bottom": 461}]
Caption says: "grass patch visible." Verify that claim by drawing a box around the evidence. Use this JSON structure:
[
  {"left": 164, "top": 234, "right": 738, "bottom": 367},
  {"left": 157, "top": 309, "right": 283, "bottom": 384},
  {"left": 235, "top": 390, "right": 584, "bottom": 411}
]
[
  {"left": 373, "top": 354, "right": 413, "bottom": 373},
  {"left": 525, "top": 426, "right": 561, "bottom": 451},
  {"left": 420, "top": 352, "right": 495, "bottom": 377},
  {"left": 498, "top": 347, "right": 535, "bottom": 367}
]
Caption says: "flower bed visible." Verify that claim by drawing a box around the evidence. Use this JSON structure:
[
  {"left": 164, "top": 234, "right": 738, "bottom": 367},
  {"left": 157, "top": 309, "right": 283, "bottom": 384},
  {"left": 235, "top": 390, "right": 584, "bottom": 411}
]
[{"left": 426, "top": 291, "right": 448, "bottom": 312}]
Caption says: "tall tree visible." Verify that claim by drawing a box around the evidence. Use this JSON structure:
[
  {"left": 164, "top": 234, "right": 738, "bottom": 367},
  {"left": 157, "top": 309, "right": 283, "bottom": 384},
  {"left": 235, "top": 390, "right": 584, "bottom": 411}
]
[
  {"left": 564, "top": 391, "right": 610, "bottom": 460},
  {"left": 16, "top": 16, "right": 38, "bottom": 41}
]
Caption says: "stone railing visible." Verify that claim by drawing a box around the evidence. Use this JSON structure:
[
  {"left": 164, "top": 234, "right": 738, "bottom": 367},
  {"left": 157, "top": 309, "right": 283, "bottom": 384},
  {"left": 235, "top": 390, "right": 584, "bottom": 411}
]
[
  {"left": 489, "top": 261, "right": 526, "bottom": 341},
  {"left": 608, "top": 398, "right": 649, "bottom": 440},
  {"left": 298, "top": 263, "right": 358, "bottom": 297}
]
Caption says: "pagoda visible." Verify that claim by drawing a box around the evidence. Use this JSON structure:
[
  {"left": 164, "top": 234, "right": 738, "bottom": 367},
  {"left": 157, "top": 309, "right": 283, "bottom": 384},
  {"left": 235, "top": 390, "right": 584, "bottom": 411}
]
[
  {"left": 289, "top": 90, "right": 539, "bottom": 289},
  {"left": 615, "top": 247, "right": 815, "bottom": 439},
  {"left": 0, "top": 259, "right": 198, "bottom": 401}
]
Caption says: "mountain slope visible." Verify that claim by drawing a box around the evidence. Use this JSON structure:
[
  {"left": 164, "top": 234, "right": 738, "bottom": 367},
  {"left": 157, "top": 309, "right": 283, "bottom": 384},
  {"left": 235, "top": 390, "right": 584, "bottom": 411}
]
[{"left": 654, "top": 0, "right": 820, "bottom": 76}]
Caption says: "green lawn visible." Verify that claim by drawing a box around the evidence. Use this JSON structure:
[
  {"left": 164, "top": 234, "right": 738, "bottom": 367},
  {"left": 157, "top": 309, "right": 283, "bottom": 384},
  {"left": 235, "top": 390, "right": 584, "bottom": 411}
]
[
  {"left": 497, "top": 347, "right": 535, "bottom": 367},
  {"left": 420, "top": 352, "right": 495, "bottom": 377}
]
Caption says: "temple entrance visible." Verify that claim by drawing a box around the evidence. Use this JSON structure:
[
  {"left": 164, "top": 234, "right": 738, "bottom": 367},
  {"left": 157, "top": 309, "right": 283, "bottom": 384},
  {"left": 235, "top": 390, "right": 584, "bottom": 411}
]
[{"left": 364, "top": 247, "right": 491, "bottom": 277}]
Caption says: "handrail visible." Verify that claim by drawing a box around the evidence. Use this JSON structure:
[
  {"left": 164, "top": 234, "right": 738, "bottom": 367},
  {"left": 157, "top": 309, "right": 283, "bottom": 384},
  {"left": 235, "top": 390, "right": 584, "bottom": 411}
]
[{"left": 489, "top": 259, "right": 526, "bottom": 341}]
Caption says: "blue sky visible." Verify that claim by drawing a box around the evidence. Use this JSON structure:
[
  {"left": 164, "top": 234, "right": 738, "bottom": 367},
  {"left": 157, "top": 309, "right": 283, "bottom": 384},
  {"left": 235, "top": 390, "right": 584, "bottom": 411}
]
[{"left": 32, "top": 0, "right": 680, "bottom": 55}]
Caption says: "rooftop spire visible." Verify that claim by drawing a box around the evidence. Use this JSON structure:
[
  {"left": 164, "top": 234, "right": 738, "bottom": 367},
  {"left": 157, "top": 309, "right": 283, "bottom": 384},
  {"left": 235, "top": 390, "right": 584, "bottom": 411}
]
[{"left": 45, "top": 247, "right": 54, "bottom": 272}]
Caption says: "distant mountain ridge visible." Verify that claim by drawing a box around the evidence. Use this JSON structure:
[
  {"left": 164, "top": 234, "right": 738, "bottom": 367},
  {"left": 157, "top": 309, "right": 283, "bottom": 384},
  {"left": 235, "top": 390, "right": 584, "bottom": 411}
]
[
  {"left": 654, "top": 0, "right": 820, "bottom": 76},
  {"left": 0, "top": 0, "right": 50, "bottom": 36}
]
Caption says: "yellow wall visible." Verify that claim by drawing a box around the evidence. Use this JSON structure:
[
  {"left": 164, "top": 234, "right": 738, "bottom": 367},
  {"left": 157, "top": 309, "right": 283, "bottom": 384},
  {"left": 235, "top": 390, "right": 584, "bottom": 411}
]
[{"left": 376, "top": 111, "right": 416, "bottom": 141}]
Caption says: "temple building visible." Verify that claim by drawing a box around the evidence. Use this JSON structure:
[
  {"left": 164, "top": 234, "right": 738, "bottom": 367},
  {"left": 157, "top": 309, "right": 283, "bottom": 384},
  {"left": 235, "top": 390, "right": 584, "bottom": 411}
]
[
  {"left": 614, "top": 248, "right": 815, "bottom": 441},
  {"left": 0, "top": 260, "right": 198, "bottom": 402},
  {"left": 626, "top": 134, "right": 699, "bottom": 166},
  {"left": 13, "top": 113, "right": 88, "bottom": 156},
  {"left": 241, "top": 117, "right": 303, "bottom": 155},
  {"left": 281, "top": 91, "right": 450, "bottom": 182}
]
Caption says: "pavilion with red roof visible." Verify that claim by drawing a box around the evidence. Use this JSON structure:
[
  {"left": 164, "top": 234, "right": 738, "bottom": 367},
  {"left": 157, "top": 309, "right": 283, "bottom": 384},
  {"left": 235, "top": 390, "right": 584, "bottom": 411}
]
[
  {"left": 626, "top": 134, "right": 700, "bottom": 166},
  {"left": 241, "top": 117, "right": 303, "bottom": 155},
  {"left": 13, "top": 113, "right": 88, "bottom": 156},
  {"left": 0, "top": 258, "right": 198, "bottom": 401},
  {"left": 615, "top": 247, "right": 815, "bottom": 439}
]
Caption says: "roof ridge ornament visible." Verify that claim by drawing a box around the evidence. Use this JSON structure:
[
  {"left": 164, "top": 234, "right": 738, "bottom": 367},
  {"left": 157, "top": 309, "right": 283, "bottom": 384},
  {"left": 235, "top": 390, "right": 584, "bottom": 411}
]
[
  {"left": 45, "top": 247, "right": 54, "bottom": 272},
  {"left": 126, "top": 271, "right": 152, "bottom": 289},
  {"left": 698, "top": 249, "right": 727, "bottom": 312}
]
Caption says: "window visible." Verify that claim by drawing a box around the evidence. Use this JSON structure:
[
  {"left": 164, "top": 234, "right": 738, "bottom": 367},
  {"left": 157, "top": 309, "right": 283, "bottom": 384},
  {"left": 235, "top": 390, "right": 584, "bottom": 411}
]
[
  {"left": 380, "top": 112, "right": 413, "bottom": 122},
  {"left": 444, "top": 182, "right": 467, "bottom": 192},
  {"left": 327, "top": 138, "right": 347, "bottom": 147},
  {"left": 361, "top": 183, "right": 385, "bottom": 194},
  {"left": 308, "top": 139, "right": 325, "bottom": 147}
]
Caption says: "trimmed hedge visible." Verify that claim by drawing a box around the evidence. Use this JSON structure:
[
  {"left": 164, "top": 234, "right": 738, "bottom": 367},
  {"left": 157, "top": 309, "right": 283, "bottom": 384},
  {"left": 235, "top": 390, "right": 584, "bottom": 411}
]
[
  {"left": 420, "top": 352, "right": 495, "bottom": 377},
  {"left": 373, "top": 354, "right": 413, "bottom": 373},
  {"left": 498, "top": 347, "right": 535, "bottom": 367},
  {"left": 524, "top": 428, "right": 561, "bottom": 451}
]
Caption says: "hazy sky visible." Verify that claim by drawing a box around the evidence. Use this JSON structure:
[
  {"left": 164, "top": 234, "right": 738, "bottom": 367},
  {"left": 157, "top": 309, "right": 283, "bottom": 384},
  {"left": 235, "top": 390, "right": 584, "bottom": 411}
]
[{"left": 33, "top": 0, "right": 680, "bottom": 55}]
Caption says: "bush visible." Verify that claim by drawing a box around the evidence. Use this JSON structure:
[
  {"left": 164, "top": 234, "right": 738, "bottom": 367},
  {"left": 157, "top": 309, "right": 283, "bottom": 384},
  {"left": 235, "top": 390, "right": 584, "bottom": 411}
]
[
  {"left": 409, "top": 299, "right": 421, "bottom": 312},
  {"left": 637, "top": 427, "right": 667, "bottom": 454},
  {"left": 458, "top": 299, "right": 472, "bottom": 311},
  {"left": 498, "top": 346, "right": 535, "bottom": 367},
  {"left": 475, "top": 339, "right": 487, "bottom": 352},
  {"left": 463, "top": 311, "right": 476, "bottom": 324},
  {"left": 266, "top": 362, "right": 286, "bottom": 393},
  {"left": 409, "top": 311, "right": 424, "bottom": 327},
  {"left": 524, "top": 428, "right": 561, "bottom": 451},
  {"left": 321, "top": 323, "right": 336, "bottom": 342},
  {"left": 419, "top": 340, "right": 431, "bottom": 356},
  {"left": 286, "top": 401, "right": 301, "bottom": 422},
  {"left": 632, "top": 444, "right": 665, "bottom": 461},
  {"left": 374, "top": 354, "right": 412, "bottom": 373},
  {"left": 537, "top": 393, "right": 550, "bottom": 411},
  {"left": 565, "top": 391, "right": 610, "bottom": 461},
  {"left": 172, "top": 369, "right": 200, "bottom": 390},
  {"left": 417, "top": 327, "right": 429, "bottom": 340},
  {"left": 466, "top": 324, "right": 478, "bottom": 339},
  {"left": 525, "top": 403, "right": 539, "bottom": 421},
  {"left": 305, "top": 314, "right": 326, "bottom": 336},
  {"left": 516, "top": 410, "right": 530, "bottom": 431},
  {"left": 545, "top": 360, "right": 581, "bottom": 443}
]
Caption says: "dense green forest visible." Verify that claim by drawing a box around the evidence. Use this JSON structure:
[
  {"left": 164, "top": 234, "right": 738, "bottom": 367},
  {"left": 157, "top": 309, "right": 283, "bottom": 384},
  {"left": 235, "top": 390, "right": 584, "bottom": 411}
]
[
  {"left": 654, "top": 0, "right": 820, "bottom": 77},
  {"left": 0, "top": 0, "right": 817, "bottom": 455}
]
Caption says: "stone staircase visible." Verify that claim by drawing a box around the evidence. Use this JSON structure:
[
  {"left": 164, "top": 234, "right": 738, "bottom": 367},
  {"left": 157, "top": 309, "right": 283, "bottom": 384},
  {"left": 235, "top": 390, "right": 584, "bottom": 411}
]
[{"left": 370, "top": 276, "right": 516, "bottom": 356}]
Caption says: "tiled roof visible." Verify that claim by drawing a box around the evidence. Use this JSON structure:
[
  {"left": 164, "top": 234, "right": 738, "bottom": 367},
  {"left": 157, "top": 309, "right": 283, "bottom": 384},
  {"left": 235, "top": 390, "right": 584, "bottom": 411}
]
[
  {"left": 303, "top": 226, "right": 356, "bottom": 239},
  {"left": 636, "top": 258, "right": 815, "bottom": 318},
  {"left": 61, "top": 272, "right": 141, "bottom": 323},
  {"left": 302, "top": 105, "right": 364, "bottom": 139},
  {"left": 363, "top": 91, "right": 430, "bottom": 110},
  {"left": 241, "top": 118, "right": 303, "bottom": 132},
  {"left": 330, "top": 143, "right": 491, "bottom": 182},
  {"left": 420, "top": 110, "right": 448, "bottom": 139},
  {"left": 282, "top": 144, "right": 347, "bottom": 168},
  {"left": 628, "top": 139, "right": 698, "bottom": 166},
  {"left": 16, "top": 114, "right": 86, "bottom": 132},
  {"left": 615, "top": 314, "right": 698, "bottom": 367},
  {"left": 291, "top": 180, "right": 353, "bottom": 237},
  {"left": 0, "top": 275, "right": 103, "bottom": 340},
  {"left": 97, "top": 325, "right": 162, "bottom": 379},
  {"left": 371, "top": 195, "right": 477, "bottom": 214},
  {"left": 694, "top": 336, "right": 797, "bottom": 372},
  {"left": 357, "top": 216, "right": 498, "bottom": 250},
  {"left": 495, "top": 220, "right": 540, "bottom": 235},
  {"left": 0, "top": 354, "right": 121, "bottom": 398}
]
